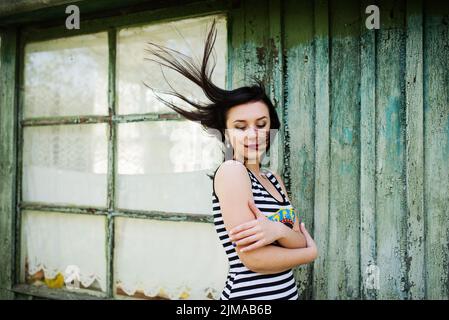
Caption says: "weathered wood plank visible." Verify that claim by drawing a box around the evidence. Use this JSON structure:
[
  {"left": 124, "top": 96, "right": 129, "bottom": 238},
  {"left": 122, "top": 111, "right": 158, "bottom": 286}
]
[
  {"left": 360, "top": 0, "right": 378, "bottom": 300},
  {"left": 283, "top": 0, "right": 315, "bottom": 300},
  {"left": 0, "top": 27, "right": 18, "bottom": 299},
  {"left": 327, "top": 0, "right": 361, "bottom": 299},
  {"left": 405, "top": 0, "right": 425, "bottom": 299},
  {"left": 376, "top": 0, "right": 408, "bottom": 299},
  {"left": 243, "top": 0, "right": 267, "bottom": 83},
  {"left": 238, "top": 0, "right": 285, "bottom": 174},
  {"left": 1, "top": 0, "right": 226, "bottom": 28},
  {"left": 228, "top": 0, "right": 245, "bottom": 90},
  {"left": 312, "top": 0, "right": 331, "bottom": 300},
  {"left": 0, "top": 0, "right": 82, "bottom": 18},
  {"left": 423, "top": 0, "right": 449, "bottom": 300},
  {"left": 267, "top": 0, "right": 285, "bottom": 182}
]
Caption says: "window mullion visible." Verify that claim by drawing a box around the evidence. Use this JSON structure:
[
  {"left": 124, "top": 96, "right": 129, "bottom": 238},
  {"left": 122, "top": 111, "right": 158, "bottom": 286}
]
[
  {"left": 106, "top": 28, "right": 117, "bottom": 298},
  {"left": 14, "top": 32, "right": 25, "bottom": 291}
]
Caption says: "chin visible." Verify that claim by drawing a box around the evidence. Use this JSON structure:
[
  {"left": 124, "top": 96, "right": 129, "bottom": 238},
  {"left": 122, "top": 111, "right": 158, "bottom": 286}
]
[{"left": 243, "top": 152, "right": 265, "bottom": 163}]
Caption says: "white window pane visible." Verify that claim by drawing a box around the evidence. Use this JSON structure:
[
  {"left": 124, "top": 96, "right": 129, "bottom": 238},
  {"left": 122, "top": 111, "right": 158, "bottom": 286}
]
[
  {"left": 22, "top": 124, "right": 108, "bottom": 207},
  {"left": 20, "top": 211, "right": 107, "bottom": 292},
  {"left": 117, "top": 121, "right": 223, "bottom": 213},
  {"left": 114, "top": 217, "right": 228, "bottom": 299},
  {"left": 23, "top": 32, "right": 108, "bottom": 118},
  {"left": 117, "top": 14, "right": 227, "bottom": 114}
]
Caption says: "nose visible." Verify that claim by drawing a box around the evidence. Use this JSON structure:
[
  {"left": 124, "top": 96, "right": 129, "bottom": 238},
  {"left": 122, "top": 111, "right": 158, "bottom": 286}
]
[{"left": 246, "top": 126, "right": 258, "bottom": 140}]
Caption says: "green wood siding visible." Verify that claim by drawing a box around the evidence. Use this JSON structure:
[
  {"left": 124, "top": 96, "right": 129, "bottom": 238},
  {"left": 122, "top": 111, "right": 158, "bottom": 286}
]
[
  {"left": 0, "top": 0, "right": 448, "bottom": 299},
  {"left": 228, "top": 0, "right": 448, "bottom": 299},
  {"left": 0, "top": 27, "right": 18, "bottom": 300}
]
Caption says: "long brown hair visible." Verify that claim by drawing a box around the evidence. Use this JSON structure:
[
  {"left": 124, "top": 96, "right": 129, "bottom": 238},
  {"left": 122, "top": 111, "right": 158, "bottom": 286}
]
[{"left": 143, "top": 18, "right": 280, "bottom": 164}]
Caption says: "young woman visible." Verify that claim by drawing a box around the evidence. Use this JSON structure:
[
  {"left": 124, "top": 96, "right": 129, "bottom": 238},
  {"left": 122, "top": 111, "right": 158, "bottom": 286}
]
[{"left": 145, "top": 20, "right": 318, "bottom": 300}]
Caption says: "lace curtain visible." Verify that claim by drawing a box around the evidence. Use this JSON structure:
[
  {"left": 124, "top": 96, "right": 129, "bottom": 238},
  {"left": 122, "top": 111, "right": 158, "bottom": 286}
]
[
  {"left": 21, "top": 212, "right": 229, "bottom": 299},
  {"left": 21, "top": 211, "right": 107, "bottom": 292},
  {"left": 114, "top": 218, "right": 228, "bottom": 299}
]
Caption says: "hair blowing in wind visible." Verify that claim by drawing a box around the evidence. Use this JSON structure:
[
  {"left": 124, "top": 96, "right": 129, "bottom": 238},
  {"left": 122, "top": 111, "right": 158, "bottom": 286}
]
[{"left": 143, "top": 19, "right": 280, "bottom": 148}]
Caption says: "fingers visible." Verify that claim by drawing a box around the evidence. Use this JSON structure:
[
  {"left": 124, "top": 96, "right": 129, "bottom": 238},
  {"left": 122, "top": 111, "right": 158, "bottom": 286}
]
[
  {"left": 230, "top": 220, "right": 257, "bottom": 236},
  {"left": 293, "top": 225, "right": 300, "bottom": 232},
  {"left": 300, "top": 222, "right": 316, "bottom": 249},
  {"left": 238, "top": 239, "right": 265, "bottom": 253},
  {"left": 229, "top": 226, "right": 260, "bottom": 242},
  {"left": 300, "top": 222, "right": 312, "bottom": 240},
  {"left": 300, "top": 222, "right": 309, "bottom": 235},
  {"left": 235, "top": 233, "right": 261, "bottom": 246}
]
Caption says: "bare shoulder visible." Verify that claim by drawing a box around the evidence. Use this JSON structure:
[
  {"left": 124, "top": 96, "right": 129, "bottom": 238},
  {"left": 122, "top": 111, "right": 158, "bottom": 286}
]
[
  {"left": 216, "top": 160, "right": 247, "bottom": 179},
  {"left": 215, "top": 160, "right": 251, "bottom": 197}
]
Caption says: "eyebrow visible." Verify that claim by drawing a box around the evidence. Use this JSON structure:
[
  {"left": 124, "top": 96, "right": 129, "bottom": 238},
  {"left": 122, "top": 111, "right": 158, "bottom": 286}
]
[{"left": 233, "top": 116, "right": 267, "bottom": 123}]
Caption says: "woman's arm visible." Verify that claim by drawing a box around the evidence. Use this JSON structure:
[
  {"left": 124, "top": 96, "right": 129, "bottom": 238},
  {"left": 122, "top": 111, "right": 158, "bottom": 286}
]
[
  {"left": 275, "top": 220, "right": 307, "bottom": 249},
  {"left": 237, "top": 237, "right": 317, "bottom": 274},
  {"left": 215, "top": 160, "right": 317, "bottom": 274},
  {"left": 230, "top": 201, "right": 306, "bottom": 250}
]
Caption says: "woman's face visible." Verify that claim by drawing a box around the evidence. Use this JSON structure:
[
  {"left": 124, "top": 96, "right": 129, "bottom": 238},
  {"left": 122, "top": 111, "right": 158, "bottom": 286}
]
[{"left": 225, "top": 100, "right": 271, "bottom": 165}]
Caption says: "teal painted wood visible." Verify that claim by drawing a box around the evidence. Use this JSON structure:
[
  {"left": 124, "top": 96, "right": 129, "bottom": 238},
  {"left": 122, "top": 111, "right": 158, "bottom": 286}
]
[
  {"left": 423, "top": 0, "right": 449, "bottom": 300},
  {"left": 405, "top": 0, "right": 425, "bottom": 299},
  {"left": 230, "top": 0, "right": 286, "bottom": 175},
  {"left": 280, "top": 0, "right": 448, "bottom": 299},
  {"left": 311, "top": 0, "right": 331, "bottom": 300},
  {"left": 0, "top": 27, "right": 18, "bottom": 299},
  {"left": 283, "top": 0, "right": 315, "bottom": 300},
  {"left": 267, "top": 0, "right": 286, "bottom": 184},
  {"left": 328, "top": 0, "right": 361, "bottom": 299},
  {"left": 376, "top": 0, "right": 408, "bottom": 299},
  {"left": 243, "top": 0, "right": 267, "bottom": 83},
  {"left": 360, "top": 0, "right": 377, "bottom": 300},
  {"left": 228, "top": 0, "right": 245, "bottom": 89}
]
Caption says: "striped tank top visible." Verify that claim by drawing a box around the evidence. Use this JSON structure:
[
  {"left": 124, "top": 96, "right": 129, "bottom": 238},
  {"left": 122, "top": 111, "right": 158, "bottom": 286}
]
[{"left": 212, "top": 164, "right": 300, "bottom": 300}]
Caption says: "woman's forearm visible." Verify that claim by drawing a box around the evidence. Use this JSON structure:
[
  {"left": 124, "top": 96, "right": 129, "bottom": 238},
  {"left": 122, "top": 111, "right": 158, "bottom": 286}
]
[
  {"left": 275, "top": 223, "right": 307, "bottom": 249},
  {"left": 238, "top": 243, "right": 318, "bottom": 274}
]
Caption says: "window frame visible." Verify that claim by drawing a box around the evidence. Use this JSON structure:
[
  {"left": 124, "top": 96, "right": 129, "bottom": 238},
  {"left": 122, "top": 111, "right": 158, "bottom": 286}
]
[{"left": 2, "top": 1, "right": 231, "bottom": 300}]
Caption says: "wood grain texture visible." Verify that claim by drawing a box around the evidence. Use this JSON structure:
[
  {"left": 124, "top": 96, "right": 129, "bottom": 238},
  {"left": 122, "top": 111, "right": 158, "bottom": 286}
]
[
  {"left": 311, "top": 0, "right": 331, "bottom": 300},
  {"left": 0, "top": 27, "right": 18, "bottom": 299},
  {"left": 376, "top": 0, "right": 408, "bottom": 299},
  {"left": 360, "top": 0, "right": 377, "bottom": 300},
  {"left": 405, "top": 0, "right": 425, "bottom": 299},
  {"left": 423, "top": 0, "right": 449, "bottom": 300},
  {"left": 283, "top": 0, "right": 315, "bottom": 300}
]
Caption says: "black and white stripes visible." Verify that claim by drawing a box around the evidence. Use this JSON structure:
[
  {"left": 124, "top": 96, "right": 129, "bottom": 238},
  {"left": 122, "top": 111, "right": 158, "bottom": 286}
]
[{"left": 212, "top": 166, "right": 299, "bottom": 300}]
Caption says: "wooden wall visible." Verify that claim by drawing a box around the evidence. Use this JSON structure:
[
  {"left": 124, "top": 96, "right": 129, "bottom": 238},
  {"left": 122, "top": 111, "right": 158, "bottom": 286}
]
[{"left": 229, "top": 0, "right": 449, "bottom": 299}]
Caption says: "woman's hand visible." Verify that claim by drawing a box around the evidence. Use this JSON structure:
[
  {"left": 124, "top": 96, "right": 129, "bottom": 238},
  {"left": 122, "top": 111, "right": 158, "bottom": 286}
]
[
  {"left": 228, "top": 200, "right": 283, "bottom": 253},
  {"left": 299, "top": 222, "right": 318, "bottom": 258}
]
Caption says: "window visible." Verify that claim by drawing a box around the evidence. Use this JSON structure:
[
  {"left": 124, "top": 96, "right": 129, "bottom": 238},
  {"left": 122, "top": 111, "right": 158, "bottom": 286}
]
[{"left": 18, "top": 14, "right": 228, "bottom": 300}]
